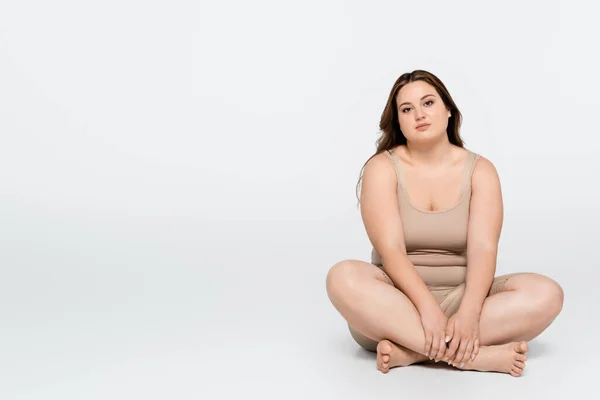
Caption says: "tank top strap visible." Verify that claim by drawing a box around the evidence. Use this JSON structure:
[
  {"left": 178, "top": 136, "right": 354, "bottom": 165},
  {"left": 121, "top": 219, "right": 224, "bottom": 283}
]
[
  {"left": 460, "top": 150, "right": 481, "bottom": 195},
  {"left": 384, "top": 149, "right": 408, "bottom": 190},
  {"left": 385, "top": 148, "right": 480, "bottom": 198}
]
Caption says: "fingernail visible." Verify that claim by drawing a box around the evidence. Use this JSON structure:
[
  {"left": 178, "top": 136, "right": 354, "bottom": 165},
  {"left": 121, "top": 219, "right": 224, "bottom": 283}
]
[
  {"left": 443, "top": 357, "right": 448, "bottom": 361},
  {"left": 471, "top": 354, "right": 475, "bottom": 360},
  {"left": 445, "top": 335, "right": 450, "bottom": 342},
  {"left": 425, "top": 352, "right": 428, "bottom": 357},
  {"left": 460, "top": 362, "right": 464, "bottom": 368}
]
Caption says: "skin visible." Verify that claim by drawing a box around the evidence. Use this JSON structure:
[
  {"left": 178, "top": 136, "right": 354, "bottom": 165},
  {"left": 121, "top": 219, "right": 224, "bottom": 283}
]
[{"left": 326, "top": 81, "right": 564, "bottom": 376}]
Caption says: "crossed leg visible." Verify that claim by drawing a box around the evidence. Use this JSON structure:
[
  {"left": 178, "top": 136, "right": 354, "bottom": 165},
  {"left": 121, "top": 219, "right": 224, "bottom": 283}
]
[{"left": 326, "top": 260, "right": 564, "bottom": 376}]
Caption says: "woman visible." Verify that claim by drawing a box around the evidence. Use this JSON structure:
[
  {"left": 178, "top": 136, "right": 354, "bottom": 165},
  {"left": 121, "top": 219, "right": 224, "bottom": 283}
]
[{"left": 325, "top": 70, "right": 564, "bottom": 377}]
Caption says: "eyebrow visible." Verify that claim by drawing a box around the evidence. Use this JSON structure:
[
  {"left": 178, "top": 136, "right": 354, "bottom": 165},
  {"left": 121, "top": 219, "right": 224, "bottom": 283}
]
[{"left": 398, "top": 94, "right": 435, "bottom": 108}]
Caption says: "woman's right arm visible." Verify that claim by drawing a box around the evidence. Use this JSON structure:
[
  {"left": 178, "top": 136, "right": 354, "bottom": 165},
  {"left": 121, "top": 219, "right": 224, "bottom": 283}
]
[
  {"left": 360, "top": 153, "right": 451, "bottom": 361},
  {"left": 359, "top": 153, "right": 438, "bottom": 313}
]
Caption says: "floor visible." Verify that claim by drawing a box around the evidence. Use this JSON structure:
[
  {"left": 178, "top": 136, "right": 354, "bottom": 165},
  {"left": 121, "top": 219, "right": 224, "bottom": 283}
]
[{"left": 1, "top": 216, "right": 596, "bottom": 399}]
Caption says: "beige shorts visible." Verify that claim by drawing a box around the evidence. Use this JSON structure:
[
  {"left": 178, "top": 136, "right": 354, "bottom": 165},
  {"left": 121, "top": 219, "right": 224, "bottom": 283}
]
[{"left": 348, "top": 264, "right": 523, "bottom": 352}]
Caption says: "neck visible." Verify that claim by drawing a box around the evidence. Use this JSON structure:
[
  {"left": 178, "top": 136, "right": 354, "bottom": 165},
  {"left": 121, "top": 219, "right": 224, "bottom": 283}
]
[{"left": 404, "top": 136, "right": 455, "bottom": 166}]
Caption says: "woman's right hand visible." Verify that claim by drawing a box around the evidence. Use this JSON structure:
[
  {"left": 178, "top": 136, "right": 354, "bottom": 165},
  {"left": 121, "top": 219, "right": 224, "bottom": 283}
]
[{"left": 419, "top": 305, "right": 450, "bottom": 362}]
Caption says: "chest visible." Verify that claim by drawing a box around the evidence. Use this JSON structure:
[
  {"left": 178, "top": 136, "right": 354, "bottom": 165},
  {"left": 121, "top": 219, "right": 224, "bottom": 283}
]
[{"left": 402, "top": 165, "right": 464, "bottom": 212}]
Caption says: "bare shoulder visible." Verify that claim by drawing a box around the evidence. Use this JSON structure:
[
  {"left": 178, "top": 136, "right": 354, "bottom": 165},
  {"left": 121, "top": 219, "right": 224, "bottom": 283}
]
[
  {"left": 362, "top": 151, "right": 397, "bottom": 184},
  {"left": 360, "top": 150, "right": 400, "bottom": 206},
  {"left": 471, "top": 154, "right": 501, "bottom": 189}
]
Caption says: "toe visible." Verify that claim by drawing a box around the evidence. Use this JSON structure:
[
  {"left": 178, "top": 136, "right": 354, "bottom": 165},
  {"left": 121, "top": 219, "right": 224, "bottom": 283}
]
[
  {"left": 516, "top": 353, "right": 527, "bottom": 363},
  {"left": 377, "top": 340, "right": 393, "bottom": 355},
  {"left": 518, "top": 341, "right": 529, "bottom": 354},
  {"left": 513, "top": 365, "right": 524, "bottom": 374},
  {"left": 380, "top": 360, "right": 389, "bottom": 373},
  {"left": 510, "top": 367, "right": 522, "bottom": 377},
  {"left": 515, "top": 360, "right": 526, "bottom": 369},
  {"left": 383, "top": 355, "right": 390, "bottom": 363}
]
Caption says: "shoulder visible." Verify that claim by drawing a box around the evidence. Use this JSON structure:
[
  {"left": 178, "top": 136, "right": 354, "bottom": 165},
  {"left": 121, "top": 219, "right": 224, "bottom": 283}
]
[
  {"left": 360, "top": 150, "right": 400, "bottom": 195},
  {"left": 470, "top": 153, "right": 501, "bottom": 189},
  {"left": 363, "top": 150, "right": 396, "bottom": 178}
]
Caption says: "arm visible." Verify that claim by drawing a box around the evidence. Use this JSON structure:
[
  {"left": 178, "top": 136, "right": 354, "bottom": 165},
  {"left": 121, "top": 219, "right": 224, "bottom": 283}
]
[
  {"left": 459, "top": 156, "right": 504, "bottom": 316},
  {"left": 360, "top": 153, "right": 439, "bottom": 314}
]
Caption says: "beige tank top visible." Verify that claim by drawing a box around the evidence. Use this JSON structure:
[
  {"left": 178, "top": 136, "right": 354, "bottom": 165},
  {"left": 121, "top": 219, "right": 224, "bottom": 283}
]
[{"left": 371, "top": 148, "right": 481, "bottom": 270}]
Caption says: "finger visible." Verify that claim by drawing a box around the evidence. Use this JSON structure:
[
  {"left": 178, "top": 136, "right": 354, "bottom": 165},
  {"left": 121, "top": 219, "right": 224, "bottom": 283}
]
[
  {"left": 445, "top": 321, "right": 454, "bottom": 345},
  {"left": 430, "top": 334, "right": 440, "bottom": 361},
  {"left": 453, "top": 339, "right": 468, "bottom": 366},
  {"left": 445, "top": 337, "right": 460, "bottom": 364},
  {"left": 424, "top": 332, "right": 432, "bottom": 358},
  {"left": 440, "top": 335, "right": 449, "bottom": 360},
  {"left": 472, "top": 338, "right": 480, "bottom": 360},
  {"left": 442, "top": 331, "right": 451, "bottom": 360},
  {"left": 434, "top": 336, "right": 446, "bottom": 362},
  {"left": 461, "top": 340, "right": 474, "bottom": 366},
  {"left": 445, "top": 336, "right": 460, "bottom": 362}
]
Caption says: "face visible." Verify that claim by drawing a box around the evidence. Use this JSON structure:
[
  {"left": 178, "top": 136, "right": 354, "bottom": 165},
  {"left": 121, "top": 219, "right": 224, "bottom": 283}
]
[{"left": 395, "top": 80, "right": 451, "bottom": 143}]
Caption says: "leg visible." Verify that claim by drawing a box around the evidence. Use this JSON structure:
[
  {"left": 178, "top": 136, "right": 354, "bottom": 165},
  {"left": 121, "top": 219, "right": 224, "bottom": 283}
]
[
  {"left": 440, "top": 272, "right": 564, "bottom": 345},
  {"left": 389, "top": 271, "right": 564, "bottom": 374},
  {"left": 326, "top": 260, "right": 433, "bottom": 360},
  {"left": 326, "top": 260, "right": 563, "bottom": 376}
]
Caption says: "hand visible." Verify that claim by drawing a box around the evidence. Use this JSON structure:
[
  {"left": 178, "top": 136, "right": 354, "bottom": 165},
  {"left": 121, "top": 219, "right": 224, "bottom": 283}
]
[
  {"left": 419, "top": 305, "right": 450, "bottom": 362},
  {"left": 444, "top": 310, "right": 481, "bottom": 367}
]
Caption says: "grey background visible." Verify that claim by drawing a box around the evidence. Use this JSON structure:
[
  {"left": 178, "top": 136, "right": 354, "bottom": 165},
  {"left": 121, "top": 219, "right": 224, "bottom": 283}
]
[{"left": 1, "top": 0, "right": 598, "bottom": 398}]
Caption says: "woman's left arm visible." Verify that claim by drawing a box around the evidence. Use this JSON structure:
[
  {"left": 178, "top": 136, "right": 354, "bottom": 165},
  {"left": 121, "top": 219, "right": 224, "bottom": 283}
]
[
  {"left": 444, "top": 156, "right": 505, "bottom": 367},
  {"left": 460, "top": 156, "right": 504, "bottom": 316}
]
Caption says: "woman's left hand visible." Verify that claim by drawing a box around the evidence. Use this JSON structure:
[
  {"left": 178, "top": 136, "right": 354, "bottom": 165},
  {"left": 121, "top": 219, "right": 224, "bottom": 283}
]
[{"left": 444, "top": 311, "right": 481, "bottom": 367}]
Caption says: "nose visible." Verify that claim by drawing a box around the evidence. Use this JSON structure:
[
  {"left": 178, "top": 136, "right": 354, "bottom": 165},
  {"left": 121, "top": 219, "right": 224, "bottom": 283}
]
[{"left": 414, "top": 107, "right": 426, "bottom": 120}]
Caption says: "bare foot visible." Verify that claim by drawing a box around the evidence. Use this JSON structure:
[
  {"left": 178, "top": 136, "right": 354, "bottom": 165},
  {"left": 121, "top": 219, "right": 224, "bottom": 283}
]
[
  {"left": 453, "top": 341, "right": 528, "bottom": 377},
  {"left": 376, "top": 340, "right": 428, "bottom": 373}
]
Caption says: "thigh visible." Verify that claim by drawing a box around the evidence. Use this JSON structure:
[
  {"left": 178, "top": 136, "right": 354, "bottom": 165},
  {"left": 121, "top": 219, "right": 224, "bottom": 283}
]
[
  {"left": 328, "top": 260, "right": 395, "bottom": 293},
  {"left": 348, "top": 324, "right": 378, "bottom": 352},
  {"left": 438, "top": 273, "right": 528, "bottom": 317},
  {"left": 488, "top": 272, "right": 526, "bottom": 296}
]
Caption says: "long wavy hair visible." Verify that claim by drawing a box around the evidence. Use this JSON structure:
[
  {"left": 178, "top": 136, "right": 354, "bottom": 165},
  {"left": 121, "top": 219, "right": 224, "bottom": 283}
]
[{"left": 355, "top": 70, "right": 466, "bottom": 203}]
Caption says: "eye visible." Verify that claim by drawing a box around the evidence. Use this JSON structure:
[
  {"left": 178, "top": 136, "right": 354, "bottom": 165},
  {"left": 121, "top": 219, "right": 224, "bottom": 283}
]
[
  {"left": 425, "top": 100, "right": 434, "bottom": 106},
  {"left": 401, "top": 107, "right": 411, "bottom": 113}
]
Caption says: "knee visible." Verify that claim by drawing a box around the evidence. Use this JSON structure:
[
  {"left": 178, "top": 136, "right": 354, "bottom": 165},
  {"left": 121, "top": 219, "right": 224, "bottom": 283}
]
[
  {"left": 528, "top": 274, "right": 564, "bottom": 318},
  {"left": 326, "top": 259, "right": 362, "bottom": 297}
]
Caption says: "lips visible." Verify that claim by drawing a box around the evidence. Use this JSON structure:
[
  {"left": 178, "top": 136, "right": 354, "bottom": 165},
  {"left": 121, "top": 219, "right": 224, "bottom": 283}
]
[{"left": 416, "top": 123, "right": 430, "bottom": 129}]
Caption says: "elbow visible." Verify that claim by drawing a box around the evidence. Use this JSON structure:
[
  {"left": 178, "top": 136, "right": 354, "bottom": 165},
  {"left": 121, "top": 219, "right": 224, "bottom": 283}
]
[{"left": 378, "top": 247, "right": 409, "bottom": 266}]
